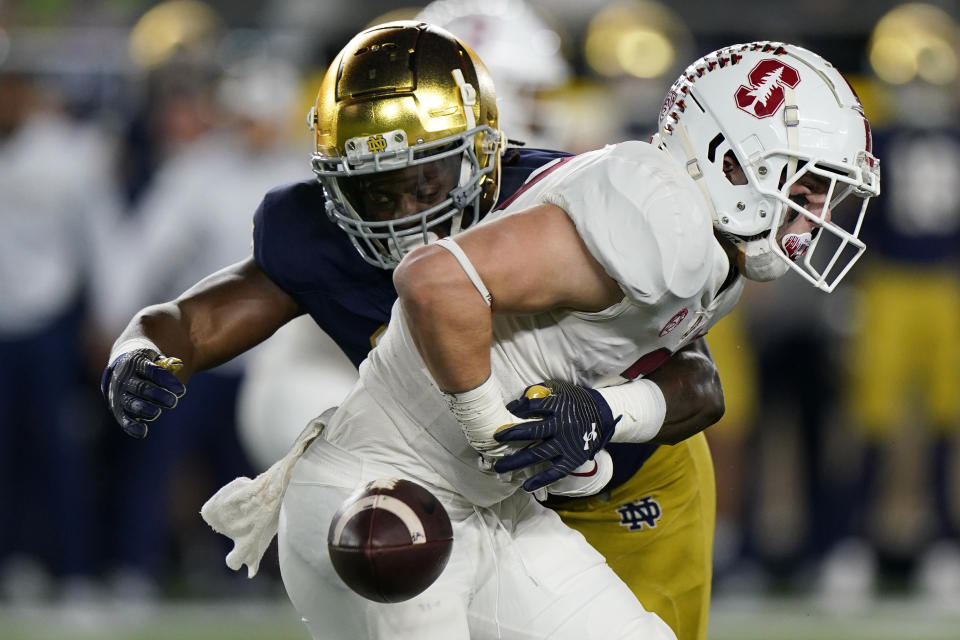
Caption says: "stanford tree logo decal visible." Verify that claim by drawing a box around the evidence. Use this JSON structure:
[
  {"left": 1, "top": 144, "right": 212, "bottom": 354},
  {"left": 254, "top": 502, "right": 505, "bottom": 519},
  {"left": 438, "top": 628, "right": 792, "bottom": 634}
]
[{"left": 735, "top": 59, "right": 800, "bottom": 118}]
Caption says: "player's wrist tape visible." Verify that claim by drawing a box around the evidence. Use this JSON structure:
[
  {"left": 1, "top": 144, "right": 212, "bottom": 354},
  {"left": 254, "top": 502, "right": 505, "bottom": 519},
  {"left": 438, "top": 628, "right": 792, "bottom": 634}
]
[
  {"left": 444, "top": 375, "right": 525, "bottom": 452},
  {"left": 597, "top": 379, "right": 666, "bottom": 443},
  {"left": 108, "top": 337, "right": 161, "bottom": 367}
]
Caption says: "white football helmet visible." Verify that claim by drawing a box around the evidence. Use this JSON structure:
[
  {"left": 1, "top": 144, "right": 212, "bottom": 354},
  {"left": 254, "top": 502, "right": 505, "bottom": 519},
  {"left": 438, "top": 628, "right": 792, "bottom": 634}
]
[
  {"left": 658, "top": 42, "right": 881, "bottom": 292},
  {"left": 416, "top": 0, "right": 570, "bottom": 147}
]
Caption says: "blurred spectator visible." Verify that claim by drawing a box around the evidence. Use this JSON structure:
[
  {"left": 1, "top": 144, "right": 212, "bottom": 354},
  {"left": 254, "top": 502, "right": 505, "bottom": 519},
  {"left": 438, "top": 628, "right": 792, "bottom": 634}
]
[
  {"left": 100, "top": 56, "right": 311, "bottom": 599},
  {"left": 117, "top": 61, "right": 220, "bottom": 207},
  {"left": 416, "top": 0, "right": 571, "bottom": 148},
  {"left": 702, "top": 304, "right": 759, "bottom": 587},
  {"left": 0, "top": 69, "right": 122, "bottom": 601},
  {"left": 705, "top": 276, "right": 853, "bottom": 596},
  {"left": 742, "top": 275, "right": 853, "bottom": 591},
  {"left": 819, "top": 80, "right": 960, "bottom": 606}
]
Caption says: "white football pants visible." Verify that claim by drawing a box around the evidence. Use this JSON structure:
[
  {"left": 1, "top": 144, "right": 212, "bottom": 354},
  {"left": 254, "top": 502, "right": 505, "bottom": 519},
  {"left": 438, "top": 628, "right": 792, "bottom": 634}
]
[{"left": 278, "top": 435, "right": 676, "bottom": 640}]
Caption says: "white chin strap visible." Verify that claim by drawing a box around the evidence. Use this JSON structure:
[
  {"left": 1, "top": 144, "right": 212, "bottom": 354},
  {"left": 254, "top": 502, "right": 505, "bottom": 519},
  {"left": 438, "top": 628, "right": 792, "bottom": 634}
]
[
  {"left": 783, "top": 86, "right": 800, "bottom": 180},
  {"left": 450, "top": 67, "right": 478, "bottom": 238},
  {"left": 743, "top": 88, "right": 801, "bottom": 283},
  {"left": 740, "top": 239, "right": 790, "bottom": 282},
  {"left": 674, "top": 123, "right": 719, "bottom": 220}
]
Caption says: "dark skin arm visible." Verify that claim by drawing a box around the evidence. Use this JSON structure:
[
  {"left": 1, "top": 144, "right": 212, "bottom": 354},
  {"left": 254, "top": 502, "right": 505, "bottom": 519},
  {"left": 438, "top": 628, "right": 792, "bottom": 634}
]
[
  {"left": 113, "top": 256, "right": 303, "bottom": 381},
  {"left": 647, "top": 337, "right": 724, "bottom": 445}
]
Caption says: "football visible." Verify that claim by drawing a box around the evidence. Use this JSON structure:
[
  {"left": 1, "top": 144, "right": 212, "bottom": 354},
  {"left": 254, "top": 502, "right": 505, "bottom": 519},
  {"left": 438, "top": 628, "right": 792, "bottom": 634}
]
[{"left": 327, "top": 477, "right": 454, "bottom": 603}]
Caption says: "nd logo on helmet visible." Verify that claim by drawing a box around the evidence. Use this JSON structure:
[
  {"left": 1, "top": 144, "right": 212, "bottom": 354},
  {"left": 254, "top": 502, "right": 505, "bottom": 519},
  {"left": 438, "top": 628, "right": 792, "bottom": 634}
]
[
  {"left": 735, "top": 59, "right": 800, "bottom": 119},
  {"left": 366, "top": 134, "right": 388, "bottom": 153}
]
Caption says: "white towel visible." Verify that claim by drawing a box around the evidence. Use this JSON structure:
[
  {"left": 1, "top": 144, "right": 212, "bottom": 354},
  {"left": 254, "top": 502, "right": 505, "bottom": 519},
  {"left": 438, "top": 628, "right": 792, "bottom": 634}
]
[{"left": 200, "top": 408, "right": 333, "bottom": 578}]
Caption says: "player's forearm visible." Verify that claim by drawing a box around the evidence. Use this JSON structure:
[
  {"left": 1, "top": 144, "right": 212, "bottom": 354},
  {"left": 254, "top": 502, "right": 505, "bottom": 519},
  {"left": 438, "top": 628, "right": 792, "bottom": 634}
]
[
  {"left": 113, "top": 298, "right": 275, "bottom": 381},
  {"left": 110, "top": 260, "right": 300, "bottom": 381},
  {"left": 111, "top": 302, "right": 206, "bottom": 381}
]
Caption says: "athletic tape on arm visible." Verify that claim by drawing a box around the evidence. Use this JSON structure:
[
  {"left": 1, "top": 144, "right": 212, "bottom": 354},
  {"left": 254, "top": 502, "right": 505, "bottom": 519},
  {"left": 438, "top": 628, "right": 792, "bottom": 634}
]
[
  {"left": 109, "top": 337, "right": 161, "bottom": 364},
  {"left": 598, "top": 378, "right": 666, "bottom": 443}
]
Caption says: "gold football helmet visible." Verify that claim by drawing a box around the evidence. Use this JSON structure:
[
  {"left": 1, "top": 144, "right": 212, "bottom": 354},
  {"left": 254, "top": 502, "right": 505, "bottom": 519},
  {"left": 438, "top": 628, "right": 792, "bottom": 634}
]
[{"left": 309, "top": 21, "right": 504, "bottom": 268}]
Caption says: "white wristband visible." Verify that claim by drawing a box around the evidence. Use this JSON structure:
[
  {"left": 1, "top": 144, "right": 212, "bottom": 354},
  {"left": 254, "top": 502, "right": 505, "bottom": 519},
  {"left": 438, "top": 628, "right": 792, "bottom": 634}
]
[
  {"left": 597, "top": 379, "right": 666, "bottom": 443},
  {"left": 108, "top": 337, "right": 161, "bottom": 366},
  {"left": 444, "top": 375, "right": 523, "bottom": 452}
]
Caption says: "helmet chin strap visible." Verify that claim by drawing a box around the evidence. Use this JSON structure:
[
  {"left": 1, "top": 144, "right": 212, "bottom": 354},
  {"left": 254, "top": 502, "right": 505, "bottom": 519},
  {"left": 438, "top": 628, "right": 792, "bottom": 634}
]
[
  {"left": 736, "top": 86, "right": 799, "bottom": 283},
  {"left": 783, "top": 86, "right": 800, "bottom": 180},
  {"left": 450, "top": 68, "right": 478, "bottom": 236},
  {"left": 449, "top": 193, "right": 464, "bottom": 236},
  {"left": 738, "top": 239, "right": 790, "bottom": 281},
  {"left": 673, "top": 122, "right": 719, "bottom": 220},
  {"left": 451, "top": 69, "right": 477, "bottom": 130}
]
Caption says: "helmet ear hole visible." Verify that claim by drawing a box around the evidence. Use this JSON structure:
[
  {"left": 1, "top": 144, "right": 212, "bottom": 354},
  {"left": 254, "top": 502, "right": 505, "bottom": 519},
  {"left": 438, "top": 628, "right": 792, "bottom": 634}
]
[
  {"left": 706, "top": 133, "right": 725, "bottom": 163},
  {"left": 721, "top": 151, "right": 748, "bottom": 186}
]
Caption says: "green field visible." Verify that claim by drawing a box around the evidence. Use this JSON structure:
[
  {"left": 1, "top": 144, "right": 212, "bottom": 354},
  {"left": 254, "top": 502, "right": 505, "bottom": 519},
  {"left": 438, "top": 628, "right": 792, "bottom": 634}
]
[{"left": 2, "top": 596, "right": 958, "bottom": 640}]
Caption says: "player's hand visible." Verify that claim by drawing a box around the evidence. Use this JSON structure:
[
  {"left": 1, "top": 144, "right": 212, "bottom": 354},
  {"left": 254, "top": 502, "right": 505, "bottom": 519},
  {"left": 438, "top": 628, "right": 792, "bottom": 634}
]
[
  {"left": 493, "top": 380, "right": 620, "bottom": 492},
  {"left": 101, "top": 348, "right": 186, "bottom": 439}
]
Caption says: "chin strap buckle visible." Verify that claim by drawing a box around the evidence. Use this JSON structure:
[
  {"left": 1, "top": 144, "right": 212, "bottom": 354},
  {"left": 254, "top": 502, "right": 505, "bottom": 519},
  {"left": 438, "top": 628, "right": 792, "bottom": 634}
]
[{"left": 452, "top": 69, "right": 477, "bottom": 130}]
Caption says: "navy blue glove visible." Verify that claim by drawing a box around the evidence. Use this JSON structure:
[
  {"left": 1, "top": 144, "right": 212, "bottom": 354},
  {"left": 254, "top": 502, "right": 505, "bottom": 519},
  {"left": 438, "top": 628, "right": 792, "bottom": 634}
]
[
  {"left": 101, "top": 348, "right": 186, "bottom": 439},
  {"left": 493, "top": 380, "right": 620, "bottom": 492}
]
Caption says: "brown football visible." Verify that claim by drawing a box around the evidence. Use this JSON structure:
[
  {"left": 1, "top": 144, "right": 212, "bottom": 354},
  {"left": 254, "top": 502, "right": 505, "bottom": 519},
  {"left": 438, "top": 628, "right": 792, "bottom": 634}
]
[{"left": 327, "top": 477, "right": 454, "bottom": 603}]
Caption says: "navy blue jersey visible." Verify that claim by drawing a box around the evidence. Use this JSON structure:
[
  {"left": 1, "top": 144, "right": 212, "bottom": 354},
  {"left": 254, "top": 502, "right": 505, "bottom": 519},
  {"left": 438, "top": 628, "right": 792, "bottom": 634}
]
[
  {"left": 253, "top": 179, "right": 395, "bottom": 368},
  {"left": 253, "top": 146, "right": 657, "bottom": 487}
]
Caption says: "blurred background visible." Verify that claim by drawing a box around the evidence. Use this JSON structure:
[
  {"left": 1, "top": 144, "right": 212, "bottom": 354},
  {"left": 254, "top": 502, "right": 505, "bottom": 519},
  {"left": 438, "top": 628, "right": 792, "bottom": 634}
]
[{"left": 1, "top": 0, "right": 959, "bottom": 638}]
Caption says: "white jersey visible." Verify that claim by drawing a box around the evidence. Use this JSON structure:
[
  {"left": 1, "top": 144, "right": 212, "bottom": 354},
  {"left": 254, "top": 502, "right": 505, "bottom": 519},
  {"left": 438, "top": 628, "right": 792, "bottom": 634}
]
[{"left": 324, "top": 141, "right": 743, "bottom": 506}]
